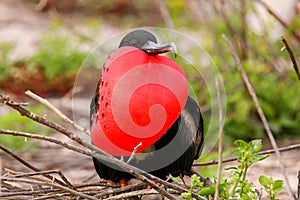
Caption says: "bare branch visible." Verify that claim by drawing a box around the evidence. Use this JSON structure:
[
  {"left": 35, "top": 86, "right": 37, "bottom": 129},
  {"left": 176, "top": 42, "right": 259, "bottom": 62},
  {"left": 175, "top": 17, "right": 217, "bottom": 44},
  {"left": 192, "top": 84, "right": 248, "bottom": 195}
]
[
  {"left": 0, "top": 129, "right": 89, "bottom": 156},
  {"left": 194, "top": 142, "right": 300, "bottom": 166},
  {"left": 280, "top": 36, "right": 300, "bottom": 81},
  {"left": 0, "top": 145, "right": 68, "bottom": 187},
  {"left": 9, "top": 169, "right": 72, "bottom": 188},
  {"left": 0, "top": 94, "right": 204, "bottom": 200},
  {"left": 127, "top": 142, "right": 143, "bottom": 164},
  {"left": 106, "top": 189, "right": 162, "bottom": 200},
  {"left": 255, "top": 0, "right": 300, "bottom": 43},
  {"left": 96, "top": 182, "right": 147, "bottom": 198},
  {"left": 1, "top": 176, "right": 98, "bottom": 200},
  {"left": 154, "top": 0, "right": 174, "bottom": 29},
  {"left": 297, "top": 171, "right": 300, "bottom": 199},
  {"left": 222, "top": 34, "right": 296, "bottom": 199},
  {"left": 214, "top": 79, "right": 224, "bottom": 200},
  {"left": 25, "top": 90, "right": 89, "bottom": 134}
]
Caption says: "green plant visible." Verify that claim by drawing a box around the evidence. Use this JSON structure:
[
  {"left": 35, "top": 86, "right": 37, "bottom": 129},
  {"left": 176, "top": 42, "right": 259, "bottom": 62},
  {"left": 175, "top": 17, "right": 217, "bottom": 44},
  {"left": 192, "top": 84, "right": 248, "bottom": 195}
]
[
  {"left": 259, "top": 175, "right": 284, "bottom": 200},
  {"left": 225, "top": 139, "right": 268, "bottom": 199},
  {"left": 181, "top": 140, "right": 284, "bottom": 200},
  {"left": 180, "top": 174, "right": 204, "bottom": 200},
  {"left": 29, "top": 34, "right": 88, "bottom": 80},
  {"left": 0, "top": 42, "right": 15, "bottom": 79},
  {"left": 0, "top": 105, "right": 50, "bottom": 150}
]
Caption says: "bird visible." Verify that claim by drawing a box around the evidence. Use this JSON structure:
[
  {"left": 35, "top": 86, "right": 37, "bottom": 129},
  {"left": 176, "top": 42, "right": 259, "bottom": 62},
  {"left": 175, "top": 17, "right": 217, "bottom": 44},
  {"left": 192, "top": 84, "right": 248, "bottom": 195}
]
[{"left": 90, "top": 29, "right": 204, "bottom": 183}]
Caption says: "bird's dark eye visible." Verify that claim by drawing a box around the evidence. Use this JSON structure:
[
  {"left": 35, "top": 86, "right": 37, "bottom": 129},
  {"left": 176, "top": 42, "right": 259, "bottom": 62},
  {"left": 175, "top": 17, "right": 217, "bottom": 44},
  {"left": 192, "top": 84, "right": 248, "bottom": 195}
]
[{"left": 130, "top": 39, "right": 137, "bottom": 46}]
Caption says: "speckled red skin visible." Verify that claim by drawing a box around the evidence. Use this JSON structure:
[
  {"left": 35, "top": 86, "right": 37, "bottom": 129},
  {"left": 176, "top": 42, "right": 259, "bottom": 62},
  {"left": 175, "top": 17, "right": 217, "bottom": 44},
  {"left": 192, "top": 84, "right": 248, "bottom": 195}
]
[{"left": 91, "top": 46, "right": 188, "bottom": 156}]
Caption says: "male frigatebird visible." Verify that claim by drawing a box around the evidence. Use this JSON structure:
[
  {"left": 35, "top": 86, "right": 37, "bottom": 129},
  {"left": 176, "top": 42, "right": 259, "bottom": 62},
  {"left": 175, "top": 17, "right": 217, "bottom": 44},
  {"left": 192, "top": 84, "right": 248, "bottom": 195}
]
[{"left": 90, "top": 29, "right": 204, "bottom": 183}]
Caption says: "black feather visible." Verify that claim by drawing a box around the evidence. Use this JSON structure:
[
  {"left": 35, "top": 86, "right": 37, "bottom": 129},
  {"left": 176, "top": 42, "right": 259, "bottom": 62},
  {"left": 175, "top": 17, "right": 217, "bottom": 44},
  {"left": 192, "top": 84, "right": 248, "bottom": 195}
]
[{"left": 90, "top": 96, "right": 204, "bottom": 181}]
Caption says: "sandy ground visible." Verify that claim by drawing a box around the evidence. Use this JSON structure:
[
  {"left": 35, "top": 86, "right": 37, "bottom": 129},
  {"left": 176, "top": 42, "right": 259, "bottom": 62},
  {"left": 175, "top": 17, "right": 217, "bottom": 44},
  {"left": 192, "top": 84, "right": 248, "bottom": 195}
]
[{"left": 0, "top": 0, "right": 299, "bottom": 199}]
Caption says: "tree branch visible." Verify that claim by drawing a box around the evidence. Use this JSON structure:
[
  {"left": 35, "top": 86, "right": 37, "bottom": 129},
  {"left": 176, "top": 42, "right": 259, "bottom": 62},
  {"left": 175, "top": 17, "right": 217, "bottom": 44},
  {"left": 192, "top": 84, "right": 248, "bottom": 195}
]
[
  {"left": 0, "top": 94, "right": 205, "bottom": 200},
  {"left": 0, "top": 145, "right": 68, "bottom": 187},
  {"left": 214, "top": 78, "right": 224, "bottom": 200},
  {"left": 193, "top": 142, "right": 300, "bottom": 166},
  {"left": 25, "top": 90, "right": 89, "bottom": 134},
  {"left": 280, "top": 36, "right": 300, "bottom": 81},
  {"left": 255, "top": 0, "right": 300, "bottom": 43},
  {"left": 222, "top": 34, "right": 296, "bottom": 199},
  {"left": 1, "top": 176, "right": 98, "bottom": 200}
]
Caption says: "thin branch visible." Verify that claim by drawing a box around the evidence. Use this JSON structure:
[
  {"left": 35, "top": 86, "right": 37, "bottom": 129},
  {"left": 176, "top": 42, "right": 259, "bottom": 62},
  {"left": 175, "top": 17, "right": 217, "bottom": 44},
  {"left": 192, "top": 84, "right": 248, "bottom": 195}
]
[
  {"left": 127, "top": 142, "right": 143, "bottom": 164},
  {"left": 297, "top": 171, "right": 300, "bottom": 199},
  {"left": 96, "top": 182, "right": 147, "bottom": 198},
  {"left": 222, "top": 34, "right": 296, "bottom": 199},
  {"left": 106, "top": 188, "right": 166, "bottom": 200},
  {"left": 0, "top": 129, "right": 89, "bottom": 156},
  {"left": 280, "top": 36, "right": 300, "bottom": 81},
  {"left": 1, "top": 176, "right": 98, "bottom": 200},
  {"left": 0, "top": 131, "right": 177, "bottom": 199},
  {"left": 0, "top": 145, "right": 67, "bottom": 187},
  {"left": 0, "top": 187, "right": 61, "bottom": 198},
  {"left": 0, "top": 94, "right": 203, "bottom": 200},
  {"left": 32, "top": 193, "right": 69, "bottom": 200},
  {"left": 255, "top": 0, "right": 300, "bottom": 43},
  {"left": 214, "top": 79, "right": 224, "bottom": 200},
  {"left": 73, "top": 180, "right": 120, "bottom": 189},
  {"left": 194, "top": 142, "right": 300, "bottom": 166},
  {"left": 9, "top": 169, "right": 72, "bottom": 188},
  {"left": 25, "top": 90, "right": 89, "bottom": 134},
  {"left": 154, "top": 0, "right": 174, "bottom": 29},
  {"left": 240, "top": 0, "right": 248, "bottom": 59}
]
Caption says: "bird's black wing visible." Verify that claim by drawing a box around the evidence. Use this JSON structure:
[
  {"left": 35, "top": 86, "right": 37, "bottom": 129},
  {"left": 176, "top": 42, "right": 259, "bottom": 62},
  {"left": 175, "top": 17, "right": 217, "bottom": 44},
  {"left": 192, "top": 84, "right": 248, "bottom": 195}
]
[
  {"left": 153, "top": 96, "right": 204, "bottom": 177},
  {"left": 90, "top": 93, "right": 99, "bottom": 127}
]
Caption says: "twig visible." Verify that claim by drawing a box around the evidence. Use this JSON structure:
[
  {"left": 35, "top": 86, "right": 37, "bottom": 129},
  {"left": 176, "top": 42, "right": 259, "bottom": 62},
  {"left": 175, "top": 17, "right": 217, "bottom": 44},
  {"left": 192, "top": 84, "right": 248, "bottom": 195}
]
[
  {"left": 154, "top": 0, "right": 174, "bottom": 29},
  {"left": 194, "top": 142, "right": 300, "bottom": 166},
  {"left": 32, "top": 193, "right": 69, "bottom": 200},
  {"left": 0, "top": 94, "right": 199, "bottom": 200},
  {"left": 0, "top": 129, "right": 89, "bottom": 156},
  {"left": 297, "top": 171, "right": 300, "bottom": 199},
  {"left": 1, "top": 176, "right": 98, "bottom": 200},
  {"left": 9, "top": 169, "right": 72, "bottom": 188},
  {"left": 240, "top": 0, "right": 248, "bottom": 59},
  {"left": 0, "top": 145, "right": 67, "bottom": 187},
  {"left": 222, "top": 34, "right": 296, "bottom": 199},
  {"left": 255, "top": 0, "right": 300, "bottom": 43},
  {"left": 0, "top": 131, "right": 177, "bottom": 199},
  {"left": 0, "top": 187, "right": 61, "bottom": 198},
  {"left": 25, "top": 90, "right": 89, "bottom": 134},
  {"left": 96, "top": 182, "right": 147, "bottom": 198},
  {"left": 127, "top": 142, "right": 142, "bottom": 164},
  {"left": 106, "top": 189, "right": 161, "bottom": 200},
  {"left": 214, "top": 79, "right": 224, "bottom": 200},
  {"left": 280, "top": 36, "right": 300, "bottom": 81},
  {"left": 73, "top": 180, "right": 120, "bottom": 189}
]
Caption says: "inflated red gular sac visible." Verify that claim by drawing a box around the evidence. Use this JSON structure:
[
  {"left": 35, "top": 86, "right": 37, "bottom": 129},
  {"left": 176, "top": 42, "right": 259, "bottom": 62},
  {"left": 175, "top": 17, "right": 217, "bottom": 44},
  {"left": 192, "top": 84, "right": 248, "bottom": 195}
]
[{"left": 90, "top": 30, "right": 204, "bottom": 183}]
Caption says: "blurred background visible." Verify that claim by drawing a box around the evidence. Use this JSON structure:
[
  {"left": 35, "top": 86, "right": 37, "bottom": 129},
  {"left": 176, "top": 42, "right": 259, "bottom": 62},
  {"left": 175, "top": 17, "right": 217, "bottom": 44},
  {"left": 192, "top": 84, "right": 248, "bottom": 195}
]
[
  {"left": 1, "top": 0, "right": 299, "bottom": 148},
  {"left": 1, "top": 1, "right": 300, "bottom": 198}
]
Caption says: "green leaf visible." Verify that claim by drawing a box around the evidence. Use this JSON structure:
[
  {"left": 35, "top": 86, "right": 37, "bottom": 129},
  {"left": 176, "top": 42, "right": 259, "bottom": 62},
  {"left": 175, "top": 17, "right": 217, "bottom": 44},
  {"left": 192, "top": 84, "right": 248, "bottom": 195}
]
[
  {"left": 171, "top": 177, "right": 182, "bottom": 184},
  {"left": 250, "top": 139, "right": 263, "bottom": 153},
  {"left": 234, "top": 139, "right": 248, "bottom": 148},
  {"left": 273, "top": 180, "right": 284, "bottom": 194},
  {"left": 259, "top": 175, "right": 273, "bottom": 187},
  {"left": 273, "top": 180, "right": 283, "bottom": 189},
  {"left": 197, "top": 185, "right": 215, "bottom": 196}
]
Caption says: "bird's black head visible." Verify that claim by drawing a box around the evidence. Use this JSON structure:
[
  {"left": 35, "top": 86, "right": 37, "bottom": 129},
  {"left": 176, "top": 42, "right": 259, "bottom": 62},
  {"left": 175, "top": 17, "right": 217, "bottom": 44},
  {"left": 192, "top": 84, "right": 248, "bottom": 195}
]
[
  {"left": 119, "top": 29, "right": 176, "bottom": 56},
  {"left": 119, "top": 29, "right": 157, "bottom": 49}
]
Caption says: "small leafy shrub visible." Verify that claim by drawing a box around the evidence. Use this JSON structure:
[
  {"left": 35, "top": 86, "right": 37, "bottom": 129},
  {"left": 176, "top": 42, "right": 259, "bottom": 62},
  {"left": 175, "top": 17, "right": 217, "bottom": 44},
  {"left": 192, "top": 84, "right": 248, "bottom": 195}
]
[
  {"left": 181, "top": 139, "right": 284, "bottom": 200},
  {"left": 0, "top": 20, "right": 91, "bottom": 96},
  {"left": 259, "top": 175, "right": 284, "bottom": 200}
]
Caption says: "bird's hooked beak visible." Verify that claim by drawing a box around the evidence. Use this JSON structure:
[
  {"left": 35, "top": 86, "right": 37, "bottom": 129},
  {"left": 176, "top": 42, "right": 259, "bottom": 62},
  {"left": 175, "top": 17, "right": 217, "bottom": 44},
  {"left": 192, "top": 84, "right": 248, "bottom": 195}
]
[{"left": 141, "top": 41, "right": 177, "bottom": 56}]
